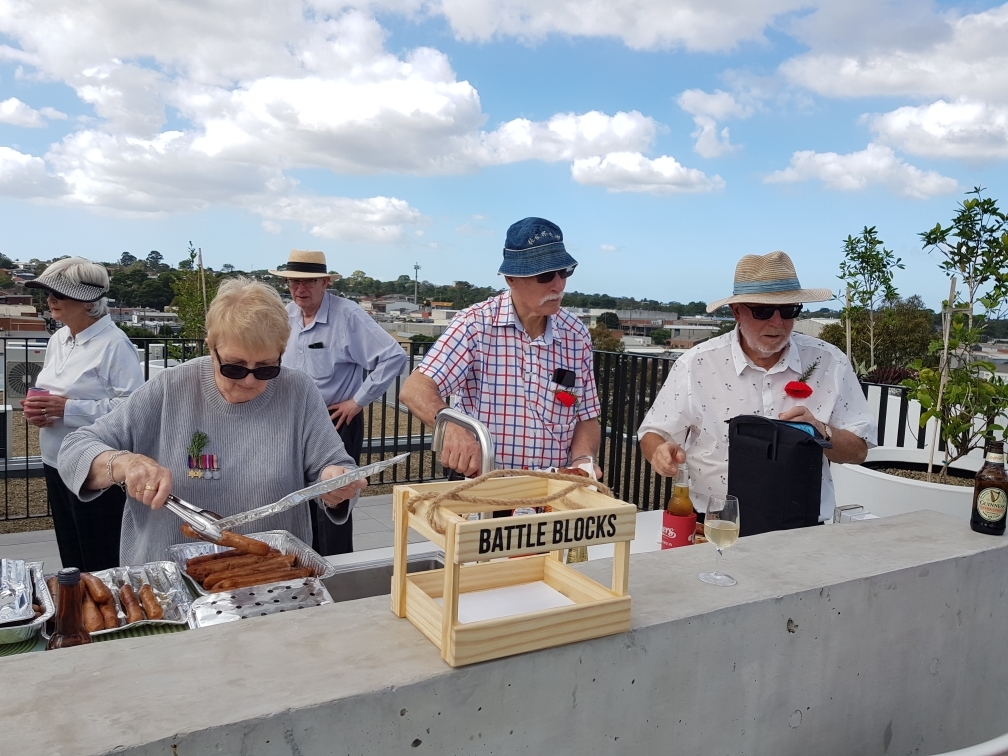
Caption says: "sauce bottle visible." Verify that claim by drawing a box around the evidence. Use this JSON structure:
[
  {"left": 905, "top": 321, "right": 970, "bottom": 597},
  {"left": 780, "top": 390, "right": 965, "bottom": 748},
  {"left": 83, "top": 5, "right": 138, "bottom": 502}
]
[
  {"left": 971, "top": 440, "right": 1008, "bottom": 536},
  {"left": 46, "top": 568, "right": 92, "bottom": 650}
]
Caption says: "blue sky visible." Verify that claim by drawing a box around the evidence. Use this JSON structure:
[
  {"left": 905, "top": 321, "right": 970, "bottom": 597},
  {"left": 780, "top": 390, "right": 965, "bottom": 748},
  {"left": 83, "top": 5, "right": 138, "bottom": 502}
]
[{"left": 0, "top": 1, "right": 1006, "bottom": 310}]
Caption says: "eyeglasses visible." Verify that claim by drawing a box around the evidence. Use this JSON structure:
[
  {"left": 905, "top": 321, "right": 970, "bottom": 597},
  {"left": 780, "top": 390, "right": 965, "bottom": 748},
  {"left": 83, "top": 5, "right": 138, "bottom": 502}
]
[
  {"left": 534, "top": 266, "right": 576, "bottom": 284},
  {"left": 214, "top": 349, "right": 282, "bottom": 380},
  {"left": 47, "top": 290, "right": 70, "bottom": 301},
  {"left": 288, "top": 278, "right": 323, "bottom": 289},
  {"left": 745, "top": 304, "right": 803, "bottom": 320}
]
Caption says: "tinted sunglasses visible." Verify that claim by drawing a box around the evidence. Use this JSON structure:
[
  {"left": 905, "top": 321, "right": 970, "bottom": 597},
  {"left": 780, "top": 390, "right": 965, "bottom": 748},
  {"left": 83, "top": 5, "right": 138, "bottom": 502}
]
[
  {"left": 534, "top": 266, "right": 576, "bottom": 284},
  {"left": 214, "top": 349, "right": 282, "bottom": 380},
  {"left": 746, "top": 303, "right": 803, "bottom": 320},
  {"left": 47, "top": 290, "right": 71, "bottom": 301}
]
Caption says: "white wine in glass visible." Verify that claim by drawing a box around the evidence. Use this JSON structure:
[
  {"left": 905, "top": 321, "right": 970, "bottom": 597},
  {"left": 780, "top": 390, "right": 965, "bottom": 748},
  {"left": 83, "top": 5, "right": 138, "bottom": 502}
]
[{"left": 699, "top": 495, "right": 739, "bottom": 587}]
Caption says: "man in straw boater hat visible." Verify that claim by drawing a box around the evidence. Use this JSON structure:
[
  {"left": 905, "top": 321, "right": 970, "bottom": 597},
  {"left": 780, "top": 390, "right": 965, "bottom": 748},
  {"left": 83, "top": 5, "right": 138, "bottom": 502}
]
[
  {"left": 400, "top": 217, "right": 602, "bottom": 479},
  {"left": 638, "top": 251, "right": 876, "bottom": 523},
  {"left": 271, "top": 250, "right": 407, "bottom": 555}
]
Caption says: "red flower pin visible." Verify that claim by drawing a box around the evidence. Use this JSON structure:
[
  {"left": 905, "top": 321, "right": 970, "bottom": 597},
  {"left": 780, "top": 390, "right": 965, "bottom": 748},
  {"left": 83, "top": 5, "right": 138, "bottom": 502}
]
[
  {"left": 784, "top": 357, "right": 820, "bottom": 400},
  {"left": 556, "top": 389, "right": 578, "bottom": 408}
]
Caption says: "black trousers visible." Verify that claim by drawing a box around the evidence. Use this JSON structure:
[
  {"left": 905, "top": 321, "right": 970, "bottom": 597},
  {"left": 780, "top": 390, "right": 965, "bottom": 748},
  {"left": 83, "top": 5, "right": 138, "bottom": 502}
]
[
  {"left": 309, "top": 411, "right": 363, "bottom": 556},
  {"left": 44, "top": 463, "right": 125, "bottom": 571}
]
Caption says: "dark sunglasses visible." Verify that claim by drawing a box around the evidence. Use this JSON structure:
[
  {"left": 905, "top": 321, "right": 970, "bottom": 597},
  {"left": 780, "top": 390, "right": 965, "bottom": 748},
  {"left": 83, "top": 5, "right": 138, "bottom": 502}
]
[
  {"left": 745, "top": 303, "right": 803, "bottom": 320},
  {"left": 534, "top": 266, "right": 576, "bottom": 284},
  {"left": 214, "top": 349, "right": 282, "bottom": 380},
  {"left": 47, "top": 290, "right": 70, "bottom": 301}
]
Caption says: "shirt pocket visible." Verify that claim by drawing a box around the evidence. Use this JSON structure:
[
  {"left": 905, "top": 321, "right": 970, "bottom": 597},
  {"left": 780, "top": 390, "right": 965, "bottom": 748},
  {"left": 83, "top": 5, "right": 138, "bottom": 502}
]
[
  {"left": 528, "top": 361, "right": 579, "bottom": 430},
  {"left": 305, "top": 347, "right": 334, "bottom": 380}
]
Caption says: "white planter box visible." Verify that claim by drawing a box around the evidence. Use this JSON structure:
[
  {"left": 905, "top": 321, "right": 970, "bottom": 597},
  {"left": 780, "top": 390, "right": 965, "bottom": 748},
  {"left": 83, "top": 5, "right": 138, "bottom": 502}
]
[{"left": 832, "top": 447, "right": 981, "bottom": 520}]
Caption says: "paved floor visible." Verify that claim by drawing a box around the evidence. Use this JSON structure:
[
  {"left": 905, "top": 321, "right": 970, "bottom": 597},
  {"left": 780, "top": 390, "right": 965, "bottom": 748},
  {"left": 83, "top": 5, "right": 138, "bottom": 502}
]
[{"left": 0, "top": 493, "right": 402, "bottom": 571}]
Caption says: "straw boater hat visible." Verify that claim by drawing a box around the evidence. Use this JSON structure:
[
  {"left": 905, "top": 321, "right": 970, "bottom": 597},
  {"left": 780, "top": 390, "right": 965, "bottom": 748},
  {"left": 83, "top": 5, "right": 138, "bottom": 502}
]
[
  {"left": 706, "top": 251, "right": 832, "bottom": 313},
  {"left": 269, "top": 250, "right": 330, "bottom": 279}
]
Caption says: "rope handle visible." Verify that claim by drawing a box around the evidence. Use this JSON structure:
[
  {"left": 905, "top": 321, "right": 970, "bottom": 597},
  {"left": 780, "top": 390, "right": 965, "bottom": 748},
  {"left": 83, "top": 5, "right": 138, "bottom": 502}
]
[{"left": 405, "top": 469, "right": 611, "bottom": 535}]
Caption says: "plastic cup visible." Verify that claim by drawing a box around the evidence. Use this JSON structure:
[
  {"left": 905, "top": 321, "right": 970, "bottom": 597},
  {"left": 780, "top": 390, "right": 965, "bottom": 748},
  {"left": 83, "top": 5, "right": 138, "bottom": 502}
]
[{"left": 23, "top": 387, "right": 49, "bottom": 419}]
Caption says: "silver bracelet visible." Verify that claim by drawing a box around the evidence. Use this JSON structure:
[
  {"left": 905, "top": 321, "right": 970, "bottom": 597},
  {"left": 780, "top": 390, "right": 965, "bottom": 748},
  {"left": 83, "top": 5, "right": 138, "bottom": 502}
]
[
  {"left": 105, "top": 450, "right": 130, "bottom": 489},
  {"left": 570, "top": 455, "right": 596, "bottom": 467}
]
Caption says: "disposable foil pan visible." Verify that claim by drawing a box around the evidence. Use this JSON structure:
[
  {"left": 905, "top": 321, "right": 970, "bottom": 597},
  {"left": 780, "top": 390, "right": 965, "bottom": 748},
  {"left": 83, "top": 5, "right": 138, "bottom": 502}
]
[
  {"left": 44, "top": 562, "right": 192, "bottom": 638},
  {"left": 188, "top": 577, "right": 332, "bottom": 629},
  {"left": 166, "top": 530, "right": 336, "bottom": 596},
  {"left": 0, "top": 558, "right": 34, "bottom": 624},
  {"left": 0, "top": 562, "right": 54, "bottom": 645}
]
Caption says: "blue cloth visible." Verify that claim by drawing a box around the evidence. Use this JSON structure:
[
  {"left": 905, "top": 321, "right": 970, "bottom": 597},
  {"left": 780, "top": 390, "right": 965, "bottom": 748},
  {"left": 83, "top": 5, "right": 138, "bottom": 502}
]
[
  {"left": 498, "top": 217, "right": 578, "bottom": 277},
  {"left": 283, "top": 292, "right": 407, "bottom": 407}
]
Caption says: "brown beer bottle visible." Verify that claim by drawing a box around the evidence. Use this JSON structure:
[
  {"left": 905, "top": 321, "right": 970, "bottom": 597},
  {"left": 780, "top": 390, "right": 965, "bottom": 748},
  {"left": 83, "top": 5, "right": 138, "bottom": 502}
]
[
  {"left": 667, "top": 463, "right": 694, "bottom": 517},
  {"left": 46, "top": 568, "right": 92, "bottom": 650},
  {"left": 970, "top": 441, "right": 1008, "bottom": 536}
]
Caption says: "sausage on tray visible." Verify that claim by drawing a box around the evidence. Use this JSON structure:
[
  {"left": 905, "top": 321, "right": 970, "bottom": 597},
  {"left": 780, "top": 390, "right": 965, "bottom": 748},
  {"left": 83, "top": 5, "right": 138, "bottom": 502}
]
[
  {"left": 99, "top": 600, "right": 120, "bottom": 629},
  {"left": 186, "top": 553, "right": 278, "bottom": 580},
  {"left": 202, "top": 554, "right": 298, "bottom": 590},
  {"left": 82, "top": 593, "right": 104, "bottom": 633},
  {"left": 185, "top": 549, "right": 242, "bottom": 567},
  {"left": 119, "top": 584, "right": 145, "bottom": 624},
  {"left": 81, "top": 572, "right": 113, "bottom": 604},
  {"left": 181, "top": 523, "right": 271, "bottom": 557},
  {"left": 214, "top": 567, "right": 312, "bottom": 592},
  {"left": 138, "top": 584, "right": 164, "bottom": 620}
]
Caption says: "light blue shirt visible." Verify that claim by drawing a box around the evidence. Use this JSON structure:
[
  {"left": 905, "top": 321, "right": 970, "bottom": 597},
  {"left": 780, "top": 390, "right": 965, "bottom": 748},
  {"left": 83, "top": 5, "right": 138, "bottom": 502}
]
[{"left": 283, "top": 293, "right": 407, "bottom": 408}]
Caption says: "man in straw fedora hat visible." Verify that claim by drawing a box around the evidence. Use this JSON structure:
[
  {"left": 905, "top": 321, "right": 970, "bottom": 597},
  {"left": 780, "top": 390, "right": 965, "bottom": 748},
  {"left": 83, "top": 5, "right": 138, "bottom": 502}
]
[
  {"left": 271, "top": 250, "right": 407, "bottom": 554},
  {"left": 638, "top": 251, "right": 876, "bottom": 523}
]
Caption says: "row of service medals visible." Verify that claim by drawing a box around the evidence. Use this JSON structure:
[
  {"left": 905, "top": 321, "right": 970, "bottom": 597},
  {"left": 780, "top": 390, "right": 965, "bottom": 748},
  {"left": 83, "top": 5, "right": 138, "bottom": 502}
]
[{"left": 188, "top": 454, "right": 221, "bottom": 479}]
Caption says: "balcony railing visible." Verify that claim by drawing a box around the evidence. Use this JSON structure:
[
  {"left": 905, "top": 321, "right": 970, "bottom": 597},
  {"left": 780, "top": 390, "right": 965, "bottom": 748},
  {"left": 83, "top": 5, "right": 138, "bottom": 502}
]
[{"left": 0, "top": 338, "right": 972, "bottom": 524}]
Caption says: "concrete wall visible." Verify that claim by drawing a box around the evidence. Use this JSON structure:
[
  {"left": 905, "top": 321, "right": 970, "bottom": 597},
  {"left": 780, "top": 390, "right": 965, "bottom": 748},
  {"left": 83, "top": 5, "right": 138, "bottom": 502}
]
[{"left": 2, "top": 511, "right": 1006, "bottom": 755}]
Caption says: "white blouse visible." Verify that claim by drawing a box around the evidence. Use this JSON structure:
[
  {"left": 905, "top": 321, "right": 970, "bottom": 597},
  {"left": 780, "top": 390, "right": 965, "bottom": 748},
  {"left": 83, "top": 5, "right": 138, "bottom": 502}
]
[{"left": 35, "top": 315, "right": 145, "bottom": 466}]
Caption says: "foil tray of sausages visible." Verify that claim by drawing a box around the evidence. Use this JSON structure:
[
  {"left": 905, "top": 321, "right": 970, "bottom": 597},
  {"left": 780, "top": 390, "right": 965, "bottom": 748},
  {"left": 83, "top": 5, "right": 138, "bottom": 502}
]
[
  {"left": 188, "top": 576, "right": 332, "bottom": 629},
  {"left": 166, "top": 530, "right": 336, "bottom": 596},
  {"left": 0, "top": 562, "right": 54, "bottom": 645},
  {"left": 44, "top": 562, "right": 192, "bottom": 638}
]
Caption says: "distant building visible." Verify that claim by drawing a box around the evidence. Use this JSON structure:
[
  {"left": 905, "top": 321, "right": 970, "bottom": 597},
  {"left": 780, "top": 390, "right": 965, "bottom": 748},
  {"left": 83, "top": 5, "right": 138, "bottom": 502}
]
[{"left": 792, "top": 318, "right": 840, "bottom": 339}]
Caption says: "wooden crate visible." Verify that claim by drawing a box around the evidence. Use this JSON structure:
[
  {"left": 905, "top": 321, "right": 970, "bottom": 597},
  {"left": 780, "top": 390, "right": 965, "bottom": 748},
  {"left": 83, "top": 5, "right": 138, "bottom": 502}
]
[{"left": 391, "top": 474, "right": 636, "bottom": 667}]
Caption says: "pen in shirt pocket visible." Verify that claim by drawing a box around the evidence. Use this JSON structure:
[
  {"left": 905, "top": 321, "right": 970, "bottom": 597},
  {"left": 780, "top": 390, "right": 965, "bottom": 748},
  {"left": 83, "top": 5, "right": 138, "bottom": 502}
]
[{"left": 308, "top": 342, "right": 325, "bottom": 349}]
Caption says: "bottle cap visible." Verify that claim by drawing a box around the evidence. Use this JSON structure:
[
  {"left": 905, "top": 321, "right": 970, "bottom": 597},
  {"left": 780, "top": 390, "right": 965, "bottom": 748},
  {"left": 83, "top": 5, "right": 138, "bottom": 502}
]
[{"left": 57, "top": 567, "right": 81, "bottom": 586}]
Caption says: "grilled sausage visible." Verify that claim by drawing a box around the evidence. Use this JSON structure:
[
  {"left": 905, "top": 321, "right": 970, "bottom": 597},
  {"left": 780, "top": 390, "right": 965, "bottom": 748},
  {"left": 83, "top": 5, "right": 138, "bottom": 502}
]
[
  {"left": 119, "top": 584, "right": 145, "bottom": 624},
  {"left": 202, "top": 554, "right": 298, "bottom": 590},
  {"left": 138, "top": 584, "right": 163, "bottom": 620},
  {"left": 180, "top": 523, "right": 271, "bottom": 557},
  {"left": 46, "top": 576, "right": 58, "bottom": 605},
  {"left": 82, "top": 593, "right": 104, "bottom": 633},
  {"left": 185, "top": 549, "right": 241, "bottom": 567},
  {"left": 99, "top": 599, "right": 120, "bottom": 629},
  {"left": 214, "top": 567, "right": 312, "bottom": 592},
  {"left": 186, "top": 554, "right": 276, "bottom": 580},
  {"left": 81, "top": 572, "right": 113, "bottom": 604}
]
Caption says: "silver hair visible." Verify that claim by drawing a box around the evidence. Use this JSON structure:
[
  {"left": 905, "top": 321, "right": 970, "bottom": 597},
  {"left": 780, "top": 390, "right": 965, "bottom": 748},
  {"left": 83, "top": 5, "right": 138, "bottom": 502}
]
[{"left": 41, "top": 257, "right": 110, "bottom": 318}]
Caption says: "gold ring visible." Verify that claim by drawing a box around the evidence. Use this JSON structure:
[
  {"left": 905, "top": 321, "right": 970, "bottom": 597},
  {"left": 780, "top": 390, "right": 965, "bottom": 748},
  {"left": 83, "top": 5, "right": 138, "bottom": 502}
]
[
  {"left": 41, "top": 409, "right": 47, "bottom": 415},
  {"left": 144, "top": 484, "right": 155, "bottom": 490}
]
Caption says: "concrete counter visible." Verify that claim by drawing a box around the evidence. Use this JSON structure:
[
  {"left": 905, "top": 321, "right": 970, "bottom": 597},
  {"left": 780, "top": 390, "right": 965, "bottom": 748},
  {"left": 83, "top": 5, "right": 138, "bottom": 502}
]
[{"left": 2, "top": 510, "right": 1006, "bottom": 755}]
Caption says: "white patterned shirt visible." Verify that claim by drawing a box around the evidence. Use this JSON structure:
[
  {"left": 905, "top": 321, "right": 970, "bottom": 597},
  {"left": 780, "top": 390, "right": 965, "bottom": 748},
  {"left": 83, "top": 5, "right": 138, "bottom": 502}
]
[{"left": 637, "top": 327, "right": 876, "bottom": 521}]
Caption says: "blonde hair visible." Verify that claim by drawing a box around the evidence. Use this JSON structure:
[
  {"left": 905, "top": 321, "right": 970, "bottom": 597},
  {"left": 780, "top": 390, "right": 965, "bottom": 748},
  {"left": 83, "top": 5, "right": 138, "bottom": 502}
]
[
  {"left": 42, "top": 256, "right": 110, "bottom": 317},
  {"left": 205, "top": 277, "right": 290, "bottom": 353}
]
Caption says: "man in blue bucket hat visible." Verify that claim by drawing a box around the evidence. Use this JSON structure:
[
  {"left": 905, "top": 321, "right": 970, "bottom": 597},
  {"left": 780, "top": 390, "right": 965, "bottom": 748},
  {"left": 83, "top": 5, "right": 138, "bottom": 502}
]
[{"left": 401, "top": 217, "right": 602, "bottom": 478}]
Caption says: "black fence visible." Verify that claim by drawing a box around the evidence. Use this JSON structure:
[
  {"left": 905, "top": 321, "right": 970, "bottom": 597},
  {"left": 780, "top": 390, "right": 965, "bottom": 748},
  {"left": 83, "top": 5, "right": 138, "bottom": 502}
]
[{"left": 0, "top": 337, "right": 924, "bottom": 523}]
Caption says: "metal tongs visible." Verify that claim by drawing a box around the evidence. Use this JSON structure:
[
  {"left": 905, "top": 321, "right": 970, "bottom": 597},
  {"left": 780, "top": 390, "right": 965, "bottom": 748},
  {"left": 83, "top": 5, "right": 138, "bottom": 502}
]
[{"left": 164, "top": 452, "right": 410, "bottom": 542}]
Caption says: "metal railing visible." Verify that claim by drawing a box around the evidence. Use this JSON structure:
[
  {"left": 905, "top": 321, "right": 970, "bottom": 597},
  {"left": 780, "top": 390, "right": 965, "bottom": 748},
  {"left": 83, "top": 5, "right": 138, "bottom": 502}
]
[{"left": 0, "top": 336, "right": 962, "bottom": 523}]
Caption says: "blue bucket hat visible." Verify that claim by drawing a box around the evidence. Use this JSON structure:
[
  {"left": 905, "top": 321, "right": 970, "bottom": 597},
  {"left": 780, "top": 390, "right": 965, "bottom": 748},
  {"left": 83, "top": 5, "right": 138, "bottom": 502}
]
[{"left": 498, "top": 217, "right": 578, "bottom": 277}]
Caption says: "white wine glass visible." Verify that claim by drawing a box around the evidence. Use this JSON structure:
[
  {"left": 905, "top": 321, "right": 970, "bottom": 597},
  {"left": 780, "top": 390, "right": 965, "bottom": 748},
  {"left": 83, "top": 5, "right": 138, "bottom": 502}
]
[{"left": 699, "top": 495, "right": 739, "bottom": 587}]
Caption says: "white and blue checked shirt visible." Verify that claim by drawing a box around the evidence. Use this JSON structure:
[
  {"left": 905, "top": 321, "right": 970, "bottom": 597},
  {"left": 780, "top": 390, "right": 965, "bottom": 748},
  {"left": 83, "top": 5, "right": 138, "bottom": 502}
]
[
  {"left": 284, "top": 293, "right": 407, "bottom": 408},
  {"left": 417, "top": 291, "right": 600, "bottom": 471}
]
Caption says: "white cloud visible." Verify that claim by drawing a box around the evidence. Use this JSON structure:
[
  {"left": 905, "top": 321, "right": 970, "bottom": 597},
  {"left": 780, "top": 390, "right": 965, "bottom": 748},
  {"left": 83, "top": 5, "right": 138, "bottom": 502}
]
[
  {"left": 0, "top": 146, "right": 66, "bottom": 197},
  {"left": 261, "top": 220, "right": 282, "bottom": 234},
  {"left": 600, "top": 244, "right": 617, "bottom": 252},
  {"left": 870, "top": 99, "right": 1008, "bottom": 160},
  {"left": 765, "top": 143, "right": 957, "bottom": 199},
  {"left": 781, "top": 4, "right": 1008, "bottom": 104},
  {"left": 571, "top": 152, "right": 724, "bottom": 194},
  {"left": 0, "top": 97, "right": 45, "bottom": 127},
  {"left": 39, "top": 107, "right": 67, "bottom": 120},
  {"left": 426, "top": 0, "right": 811, "bottom": 52},
  {"left": 0, "top": 4, "right": 677, "bottom": 238},
  {"left": 676, "top": 89, "right": 755, "bottom": 158}
]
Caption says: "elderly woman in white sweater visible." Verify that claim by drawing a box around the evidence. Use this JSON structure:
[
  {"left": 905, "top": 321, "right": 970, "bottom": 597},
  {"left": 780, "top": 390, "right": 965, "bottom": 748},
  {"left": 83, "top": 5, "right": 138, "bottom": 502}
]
[
  {"left": 58, "top": 277, "right": 366, "bottom": 566},
  {"left": 24, "top": 257, "right": 144, "bottom": 571}
]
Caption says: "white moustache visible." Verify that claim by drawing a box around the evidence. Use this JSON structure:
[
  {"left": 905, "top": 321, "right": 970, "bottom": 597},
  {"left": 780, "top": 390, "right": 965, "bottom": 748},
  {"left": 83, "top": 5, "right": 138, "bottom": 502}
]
[{"left": 540, "top": 292, "right": 565, "bottom": 306}]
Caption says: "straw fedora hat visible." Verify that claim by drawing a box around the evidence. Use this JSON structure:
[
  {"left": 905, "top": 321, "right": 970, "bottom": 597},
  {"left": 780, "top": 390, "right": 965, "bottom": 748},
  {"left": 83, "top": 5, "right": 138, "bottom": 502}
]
[
  {"left": 269, "top": 250, "right": 330, "bottom": 279},
  {"left": 706, "top": 251, "right": 832, "bottom": 313}
]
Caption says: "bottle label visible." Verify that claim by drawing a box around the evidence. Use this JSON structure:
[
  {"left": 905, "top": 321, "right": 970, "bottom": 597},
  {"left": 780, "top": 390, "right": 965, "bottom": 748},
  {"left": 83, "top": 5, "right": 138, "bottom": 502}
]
[
  {"left": 985, "top": 452, "right": 1005, "bottom": 465},
  {"left": 976, "top": 487, "right": 1008, "bottom": 523}
]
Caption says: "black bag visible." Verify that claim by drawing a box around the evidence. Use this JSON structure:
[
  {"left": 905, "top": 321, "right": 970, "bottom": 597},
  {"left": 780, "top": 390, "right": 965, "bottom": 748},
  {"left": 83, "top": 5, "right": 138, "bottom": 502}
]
[{"left": 726, "top": 415, "right": 831, "bottom": 537}]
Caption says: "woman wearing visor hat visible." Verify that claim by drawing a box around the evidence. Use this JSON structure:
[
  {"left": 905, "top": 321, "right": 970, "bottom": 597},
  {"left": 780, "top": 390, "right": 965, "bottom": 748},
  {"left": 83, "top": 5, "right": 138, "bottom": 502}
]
[{"left": 24, "top": 257, "right": 145, "bottom": 571}]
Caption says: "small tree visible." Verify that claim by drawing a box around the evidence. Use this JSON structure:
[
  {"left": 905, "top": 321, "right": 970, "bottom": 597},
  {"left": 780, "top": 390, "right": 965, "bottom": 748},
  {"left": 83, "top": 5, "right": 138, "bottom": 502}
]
[
  {"left": 649, "top": 327, "right": 671, "bottom": 345},
  {"left": 172, "top": 242, "right": 219, "bottom": 339},
  {"left": 145, "top": 250, "right": 164, "bottom": 270},
  {"left": 598, "top": 311, "right": 620, "bottom": 329},
  {"left": 589, "top": 323, "right": 624, "bottom": 352},
  {"left": 119, "top": 251, "right": 137, "bottom": 267},
  {"left": 837, "top": 226, "right": 903, "bottom": 369}
]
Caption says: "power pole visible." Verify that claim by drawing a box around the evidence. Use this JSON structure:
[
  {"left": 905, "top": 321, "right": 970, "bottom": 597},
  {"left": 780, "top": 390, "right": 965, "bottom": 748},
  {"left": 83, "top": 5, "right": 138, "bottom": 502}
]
[{"left": 414, "top": 263, "right": 421, "bottom": 304}]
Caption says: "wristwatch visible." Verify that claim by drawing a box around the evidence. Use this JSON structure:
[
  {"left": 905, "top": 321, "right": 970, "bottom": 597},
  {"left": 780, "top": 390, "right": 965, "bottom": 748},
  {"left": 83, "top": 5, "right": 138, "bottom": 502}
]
[{"left": 822, "top": 423, "right": 833, "bottom": 442}]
